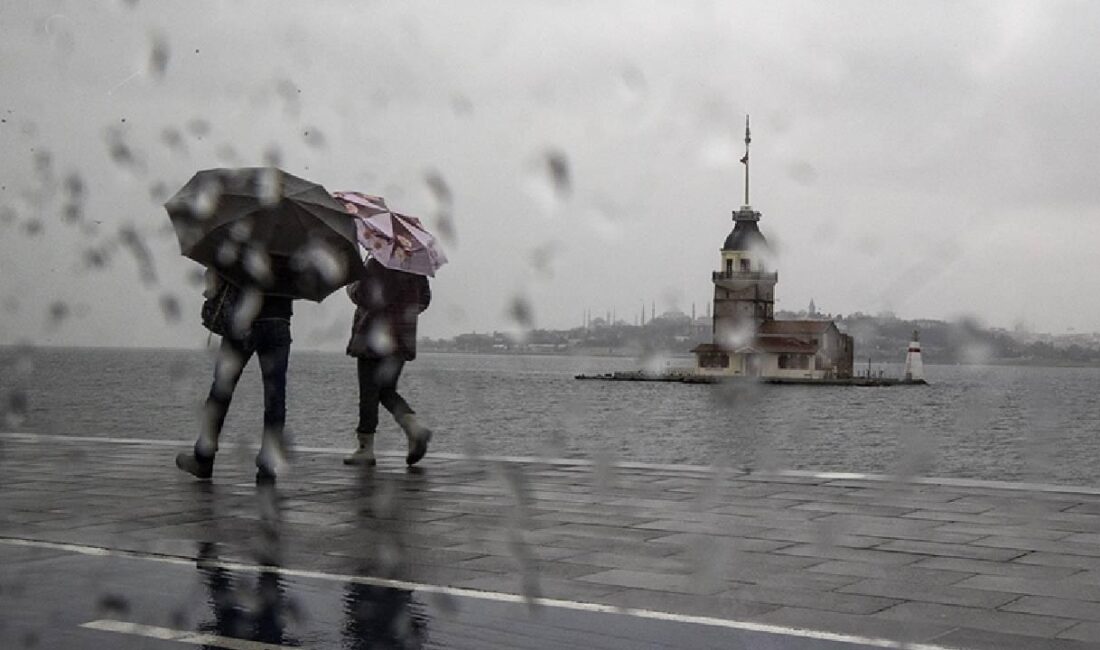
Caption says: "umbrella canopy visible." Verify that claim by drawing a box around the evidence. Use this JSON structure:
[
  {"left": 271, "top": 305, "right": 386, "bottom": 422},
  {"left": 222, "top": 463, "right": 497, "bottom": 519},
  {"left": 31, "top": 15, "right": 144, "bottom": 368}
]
[
  {"left": 333, "top": 191, "right": 448, "bottom": 278},
  {"left": 165, "top": 168, "right": 362, "bottom": 301}
]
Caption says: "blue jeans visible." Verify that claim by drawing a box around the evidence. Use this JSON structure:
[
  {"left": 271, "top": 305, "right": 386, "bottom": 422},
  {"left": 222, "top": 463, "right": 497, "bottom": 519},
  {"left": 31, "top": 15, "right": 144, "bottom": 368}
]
[{"left": 200, "top": 319, "right": 292, "bottom": 454}]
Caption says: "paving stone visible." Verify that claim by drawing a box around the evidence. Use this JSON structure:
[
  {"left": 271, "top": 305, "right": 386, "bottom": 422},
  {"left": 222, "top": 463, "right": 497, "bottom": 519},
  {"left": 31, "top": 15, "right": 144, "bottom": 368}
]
[
  {"left": 954, "top": 575, "right": 1100, "bottom": 602},
  {"left": 1059, "top": 622, "right": 1100, "bottom": 645},
  {"left": 874, "top": 539, "right": 1028, "bottom": 562},
  {"left": 913, "top": 556, "right": 1084, "bottom": 579},
  {"left": 632, "top": 517, "right": 771, "bottom": 537},
  {"left": 1002, "top": 596, "right": 1100, "bottom": 622},
  {"left": 873, "top": 601, "right": 1076, "bottom": 637},
  {"left": 455, "top": 555, "right": 608, "bottom": 580},
  {"left": 1014, "top": 552, "right": 1100, "bottom": 571},
  {"left": 932, "top": 626, "right": 1100, "bottom": 650},
  {"left": 746, "top": 570, "right": 861, "bottom": 591},
  {"left": 439, "top": 539, "right": 584, "bottom": 562},
  {"left": 575, "top": 569, "right": 729, "bottom": 595},
  {"left": 644, "top": 532, "right": 790, "bottom": 553},
  {"left": 535, "top": 523, "right": 668, "bottom": 543},
  {"left": 529, "top": 510, "right": 651, "bottom": 527},
  {"left": 807, "top": 559, "right": 974, "bottom": 586},
  {"left": 973, "top": 535, "right": 1100, "bottom": 556},
  {"left": 934, "top": 522, "right": 1076, "bottom": 541},
  {"left": 789, "top": 501, "right": 917, "bottom": 517},
  {"left": 722, "top": 584, "right": 901, "bottom": 614},
  {"left": 555, "top": 551, "right": 691, "bottom": 573},
  {"left": 902, "top": 510, "right": 1024, "bottom": 525},
  {"left": 745, "top": 527, "right": 883, "bottom": 549},
  {"left": 775, "top": 543, "right": 928, "bottom": 565},
  {"left": 837, "top": 578, "right": 1018, "bottom": 608}
]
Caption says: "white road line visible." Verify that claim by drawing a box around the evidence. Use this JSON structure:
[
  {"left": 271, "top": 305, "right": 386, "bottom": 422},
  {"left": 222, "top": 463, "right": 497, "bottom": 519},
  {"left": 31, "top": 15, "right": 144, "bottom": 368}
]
[
  {"left": 81, "top": 619, "right": 296, "bottom": 650},
  {"left": 4, "top": 537, "right": 959, "bottom": 650},
  {"left": 4, "top": 430, "right": 1100, "bottom": 495}
]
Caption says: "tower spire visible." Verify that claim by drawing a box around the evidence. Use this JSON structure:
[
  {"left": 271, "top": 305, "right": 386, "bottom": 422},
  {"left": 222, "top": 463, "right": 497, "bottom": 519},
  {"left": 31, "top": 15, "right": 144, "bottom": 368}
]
[{"left": 739, "top": 114, "right": 751, "bottom": 207}]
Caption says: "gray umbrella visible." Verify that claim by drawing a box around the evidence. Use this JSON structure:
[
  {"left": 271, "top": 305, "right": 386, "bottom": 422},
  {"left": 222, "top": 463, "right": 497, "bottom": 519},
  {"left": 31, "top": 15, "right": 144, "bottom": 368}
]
[{"left": 165, "top": 167, "right": 361, "bottom": 302}]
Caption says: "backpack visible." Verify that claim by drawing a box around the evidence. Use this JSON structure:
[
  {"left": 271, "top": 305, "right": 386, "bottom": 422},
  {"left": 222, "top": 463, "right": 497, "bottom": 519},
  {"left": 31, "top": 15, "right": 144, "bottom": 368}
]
[{"left": 201, "top": 278, "right": 241, "bottom": 337}]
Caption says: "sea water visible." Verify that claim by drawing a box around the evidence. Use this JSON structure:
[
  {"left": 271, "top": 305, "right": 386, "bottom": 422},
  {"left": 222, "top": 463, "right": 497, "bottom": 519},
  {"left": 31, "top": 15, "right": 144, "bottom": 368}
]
[{"left": 4, "top": 347, "right": 1100, "bottom": 486}]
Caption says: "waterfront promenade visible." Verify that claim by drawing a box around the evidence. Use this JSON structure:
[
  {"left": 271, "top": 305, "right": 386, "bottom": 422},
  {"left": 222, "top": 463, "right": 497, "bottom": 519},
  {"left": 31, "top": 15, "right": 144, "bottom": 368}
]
[{"left": 4, "top": 432, "right": 1100, "bottom": 649}]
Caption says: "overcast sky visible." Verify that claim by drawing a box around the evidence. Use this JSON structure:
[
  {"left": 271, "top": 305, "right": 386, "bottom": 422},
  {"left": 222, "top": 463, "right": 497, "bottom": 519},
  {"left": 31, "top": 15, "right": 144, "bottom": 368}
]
[{"left": 2, "top": 0, "right": 1099, "bottom": 349}]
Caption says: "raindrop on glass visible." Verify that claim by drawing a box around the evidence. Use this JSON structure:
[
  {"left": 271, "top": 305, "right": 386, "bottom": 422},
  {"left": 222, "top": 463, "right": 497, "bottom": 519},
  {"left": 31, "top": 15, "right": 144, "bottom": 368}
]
[
  {"left": 148, "top": 33, "right": 170, "bottom": 80},
  {"left": 529, "top": 242, "right": 559, "bottom": 276},
  {"left": 61, "top": 203, "right": 81, "bottom": 224},
  {"left": 423, "top": 170, "right": 457, "bottom": 245},
  {"left": 190, "top": 179, "right": 223, "bottom": 219},
  {"left": 119, "top": 226, "right": 158, "bottom": 285},
  {"left": 64, "top": 173, "right": 85, "bottom": 200},
  {"left": 83, "top": 247, "right": 110, "bottom": 269},
  {"left": 367, "top": 323, "right": 396, "bottom": 356},
  {"left": 216, "top": 241, "right": 240, "bottom": 266},
  {"left": 96, "top": 593, "right": 130, "bottom": 615},
  {"left": 303, "top": 127, "right": 325, "bottom": 149},
  {"left": 2, "top": 389, "right": 29, "bottom": 428},
  {"left": 186, "top": 118, "right": 211, "bottom": 138},
  {"left": 263, "top": 145, "right": 283, "bottom": 167},
  {"left": 787, "top": 161, "right": 818, "bottom": 185},
  {"left": 617, "top": 65, "right": 647, "bottom": 105},
  {"left": 294, "top": 240, "right": 346, "bottom": 284},
  {"left": 242, "top": 248, "right": 273, "bottom": 285},
  {"left": 22, "top": 220, "right": 43, "bottom": 237},
  {"left": 451, "top": 94, "right": 473, "bottom": 116},
  {"left": 215, "top": 144, "right": 239, "bottom": 166},
  {"left": 160, "top": 294, "right": 181, "bottom": 322},
  {"left": 187, "top": 267, "right": 206, "bottom": 287},
  {"left": 228, "top": 221, "right": 253, "bottom": 243},
  {"left": 161, "top": 127, "right": 185, "bottom": 153},
  {"left": 257, "top": 167, "right": 282, "bottom": 207},
  {"left": 149, "top": 180, "right": 169, "bottom": 203},
  {"left": 524, "top": 149, "right": 571, "bottom": 215},
  {"left": 105, "top": 128, "right": 141, "bottom": 172},
  {"left": 48, "top": 301, "right": 69, "bottom": 325},
  {"left": 33, "top": 150, "right": 53, "bottom": 180},
  {"left": 507, "top": 295, "right": 535, "bottom": 330}
]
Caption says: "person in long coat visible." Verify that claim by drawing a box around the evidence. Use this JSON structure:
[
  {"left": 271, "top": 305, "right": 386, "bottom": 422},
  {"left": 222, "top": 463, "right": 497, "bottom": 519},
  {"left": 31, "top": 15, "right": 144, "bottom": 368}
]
[{"left": 344, "top": 258, "right": 433, "bottom": 466}]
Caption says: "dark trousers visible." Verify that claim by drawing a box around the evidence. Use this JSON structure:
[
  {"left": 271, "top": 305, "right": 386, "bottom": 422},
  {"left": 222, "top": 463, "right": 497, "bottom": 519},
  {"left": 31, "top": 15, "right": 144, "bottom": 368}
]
[
  {"left": 356, "top": 356, "right": 413, "bottom": 434},
  {"left": 201, "top": 319, "right": 292, "bottom": 453}
]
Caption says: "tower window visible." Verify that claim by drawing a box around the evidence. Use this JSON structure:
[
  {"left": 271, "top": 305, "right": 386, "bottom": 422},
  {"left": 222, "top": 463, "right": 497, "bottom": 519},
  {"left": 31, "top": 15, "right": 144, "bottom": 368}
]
[
  {"left": 725, "top": 259, "right": 733, "bottom": 275},
  {"left": 739, "top": 258, "right": 751, "bottom": 272}
]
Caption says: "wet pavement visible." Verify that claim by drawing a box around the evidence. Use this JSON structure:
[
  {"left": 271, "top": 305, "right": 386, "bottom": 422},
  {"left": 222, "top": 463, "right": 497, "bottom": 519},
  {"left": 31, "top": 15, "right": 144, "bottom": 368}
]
[{"left": 4, "top": 433, "right": 1100, "bottom": 649}]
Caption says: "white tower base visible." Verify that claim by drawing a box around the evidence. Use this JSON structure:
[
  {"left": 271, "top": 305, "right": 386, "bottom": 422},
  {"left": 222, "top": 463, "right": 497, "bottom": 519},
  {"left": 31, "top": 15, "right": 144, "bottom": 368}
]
[{"left": 904, "top": 338, "right": 924, "bottom": 382}]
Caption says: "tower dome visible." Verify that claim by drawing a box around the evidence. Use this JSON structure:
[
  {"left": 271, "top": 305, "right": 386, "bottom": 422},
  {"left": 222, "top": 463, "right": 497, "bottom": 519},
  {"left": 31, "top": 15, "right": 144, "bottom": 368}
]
[{"left": 723, "top": 210, "right": 769, "bottom": 252}]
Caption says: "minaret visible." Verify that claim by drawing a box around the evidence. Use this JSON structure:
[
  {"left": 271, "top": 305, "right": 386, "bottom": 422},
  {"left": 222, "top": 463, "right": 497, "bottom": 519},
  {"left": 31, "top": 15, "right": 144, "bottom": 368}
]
[
  {"left": 904, "top": 329, "right": 924, "bottom": 382},
  {"left": 711, "top": 115, "right": 778, "bottom": 348}
]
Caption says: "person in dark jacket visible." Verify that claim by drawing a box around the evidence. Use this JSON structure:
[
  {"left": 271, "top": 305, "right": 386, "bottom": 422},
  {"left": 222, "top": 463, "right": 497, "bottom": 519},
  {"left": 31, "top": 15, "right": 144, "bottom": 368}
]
[
  {"left": 344, "top": 258, "right": 433, "bottom": 467},
  {"left": 176, "top": 270, "right": 294, "bottom": 481}
]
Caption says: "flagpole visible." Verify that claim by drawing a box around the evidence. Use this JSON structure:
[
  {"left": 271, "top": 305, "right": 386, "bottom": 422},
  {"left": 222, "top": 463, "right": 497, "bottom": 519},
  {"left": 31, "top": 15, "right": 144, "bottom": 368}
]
[{"left": 742, "top": 114, "right": 751, "bottom": 207}]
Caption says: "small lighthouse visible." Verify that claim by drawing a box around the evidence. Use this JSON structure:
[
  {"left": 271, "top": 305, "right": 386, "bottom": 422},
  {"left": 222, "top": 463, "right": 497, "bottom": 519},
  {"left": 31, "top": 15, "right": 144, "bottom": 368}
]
[{"left": 904, "top": 329, "right": 924, "bottom": 382}]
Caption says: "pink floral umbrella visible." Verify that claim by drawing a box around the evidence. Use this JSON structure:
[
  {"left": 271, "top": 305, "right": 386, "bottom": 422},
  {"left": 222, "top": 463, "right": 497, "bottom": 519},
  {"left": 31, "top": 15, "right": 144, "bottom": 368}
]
[{"left": 333, "top": 191, "right": 448, "bottom": 277}]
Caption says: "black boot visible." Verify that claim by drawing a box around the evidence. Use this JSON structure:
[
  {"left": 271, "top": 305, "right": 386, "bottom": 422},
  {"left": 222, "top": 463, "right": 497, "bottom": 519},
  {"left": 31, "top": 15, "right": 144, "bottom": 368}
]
[{"left": 175, "top": 449, "right": 214, "bottom": 479}]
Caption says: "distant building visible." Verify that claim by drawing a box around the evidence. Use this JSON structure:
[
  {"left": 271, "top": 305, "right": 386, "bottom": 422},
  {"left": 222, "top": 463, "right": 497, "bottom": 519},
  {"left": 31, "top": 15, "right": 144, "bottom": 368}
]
[{"left": 691, "top": 117, "right": 853, "bottom": 379}]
